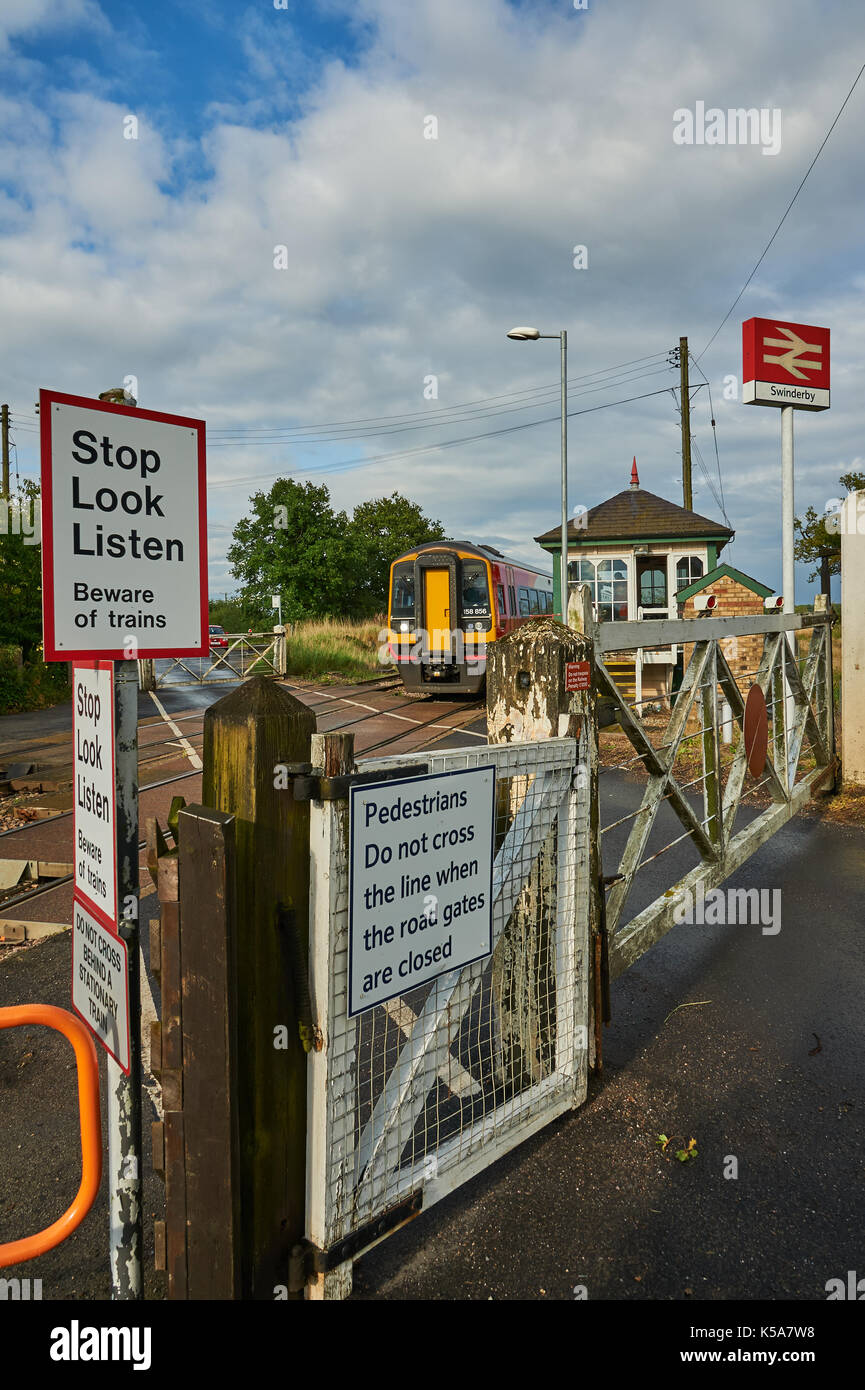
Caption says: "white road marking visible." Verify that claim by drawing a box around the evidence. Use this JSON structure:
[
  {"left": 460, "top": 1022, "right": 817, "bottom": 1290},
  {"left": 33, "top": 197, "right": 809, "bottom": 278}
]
[{"left": 147, "top": 691, "right": 204, "bottom": 770}]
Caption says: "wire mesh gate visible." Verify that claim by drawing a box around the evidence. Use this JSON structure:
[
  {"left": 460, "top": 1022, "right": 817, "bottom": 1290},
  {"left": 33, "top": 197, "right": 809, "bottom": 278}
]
[{"left": 306, "top": 737, "right": 590, "bottom": 1295}]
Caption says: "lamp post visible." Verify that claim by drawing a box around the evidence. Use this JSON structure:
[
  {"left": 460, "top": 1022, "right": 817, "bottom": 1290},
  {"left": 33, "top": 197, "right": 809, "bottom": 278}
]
[{"left": 507, "top": 327, "right": 568, "bottom": 622}]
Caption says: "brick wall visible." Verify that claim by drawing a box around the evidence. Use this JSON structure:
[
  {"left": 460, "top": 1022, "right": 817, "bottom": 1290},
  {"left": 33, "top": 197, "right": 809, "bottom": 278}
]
[{"left": 681, "top": 574, "right": 765, "bottom": 696}]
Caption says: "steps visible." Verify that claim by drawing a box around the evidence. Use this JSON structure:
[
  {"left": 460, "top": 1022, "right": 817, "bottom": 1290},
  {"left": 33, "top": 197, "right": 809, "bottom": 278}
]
[{"left": 605, "top": 659, "right": 636, "bottom": 700}]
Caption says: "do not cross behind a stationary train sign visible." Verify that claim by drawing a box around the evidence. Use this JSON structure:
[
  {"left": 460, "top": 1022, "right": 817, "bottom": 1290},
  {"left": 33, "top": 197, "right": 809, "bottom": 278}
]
[{"left": 40, "top": 389, "right": 208, "bottom": 660}]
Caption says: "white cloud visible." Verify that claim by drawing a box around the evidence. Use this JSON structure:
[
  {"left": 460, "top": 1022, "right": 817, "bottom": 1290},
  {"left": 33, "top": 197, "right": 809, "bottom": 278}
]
[{"left": 1, "top": 0, "right": 864, "bottom": 597}]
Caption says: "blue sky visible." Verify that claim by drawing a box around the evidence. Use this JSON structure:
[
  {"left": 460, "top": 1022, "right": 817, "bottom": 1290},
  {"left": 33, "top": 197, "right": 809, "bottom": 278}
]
[{"left": 1, "top": 0, "right": 864, "bottom": 599}]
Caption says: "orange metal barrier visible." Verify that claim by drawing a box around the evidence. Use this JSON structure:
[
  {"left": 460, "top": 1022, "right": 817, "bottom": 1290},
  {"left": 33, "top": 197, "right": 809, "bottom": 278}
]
[{"left": 0, "top": 1004, "right": 102, "bottom": 1267}]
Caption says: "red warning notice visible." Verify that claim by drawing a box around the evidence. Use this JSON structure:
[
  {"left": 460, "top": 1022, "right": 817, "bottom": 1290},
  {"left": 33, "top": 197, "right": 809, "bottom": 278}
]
[{"left": 565, "top": 661, "right": 591, "bottom": 692}]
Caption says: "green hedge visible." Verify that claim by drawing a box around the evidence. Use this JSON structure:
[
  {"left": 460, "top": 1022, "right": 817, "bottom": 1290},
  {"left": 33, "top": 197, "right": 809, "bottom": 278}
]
[{"left": 0, "top": 648, "right": 71, "bottom": 715}]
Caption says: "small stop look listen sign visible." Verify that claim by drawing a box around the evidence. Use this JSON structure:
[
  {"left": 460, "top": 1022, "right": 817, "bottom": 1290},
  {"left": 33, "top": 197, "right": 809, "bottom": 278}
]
[{"left": 40, "top": 390, "right": 207, "bottom": 660}]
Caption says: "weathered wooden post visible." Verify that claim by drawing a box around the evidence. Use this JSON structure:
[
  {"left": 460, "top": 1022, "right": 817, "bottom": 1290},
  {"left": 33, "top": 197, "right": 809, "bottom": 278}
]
[
  {"left": 486, "top": 585, "right": 600, "bottom": 1085},
  {"left": 202, "top": 675, "right": 316, "bottom": 1298}
]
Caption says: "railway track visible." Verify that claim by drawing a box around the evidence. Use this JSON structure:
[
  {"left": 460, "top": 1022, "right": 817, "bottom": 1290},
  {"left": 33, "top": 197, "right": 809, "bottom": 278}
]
[{"left": 0, "top": 681, "right": 487, "bottom": 876}]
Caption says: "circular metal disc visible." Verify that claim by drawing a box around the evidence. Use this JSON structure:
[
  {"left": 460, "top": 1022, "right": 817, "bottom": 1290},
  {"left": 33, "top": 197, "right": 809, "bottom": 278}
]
[{"left": 744, "top": 684, "right": 769, "bottom": 779}]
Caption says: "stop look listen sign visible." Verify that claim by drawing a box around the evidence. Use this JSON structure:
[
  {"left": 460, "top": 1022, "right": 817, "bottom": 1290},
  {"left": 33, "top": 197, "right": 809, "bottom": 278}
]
[{"left": 40, "top": 390, "right": 207, "bottom": 660}]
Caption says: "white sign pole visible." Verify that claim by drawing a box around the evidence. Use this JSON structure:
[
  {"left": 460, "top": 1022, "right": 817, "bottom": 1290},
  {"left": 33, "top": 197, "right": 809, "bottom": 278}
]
[
  {"left": 95, "top": 387, "right": 143, "bottom": 1302},
  {"left": 107, "top": 656, "right": 142, "bottom": 1300},
  {"left": 781, "top": 405, "right": 796, "bottom": 787}
]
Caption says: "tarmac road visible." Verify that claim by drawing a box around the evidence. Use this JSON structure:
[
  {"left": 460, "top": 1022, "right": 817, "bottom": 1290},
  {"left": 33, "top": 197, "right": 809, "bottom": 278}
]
[{"left": 350, "top": 782, "right": 865, "bottom": 1300}]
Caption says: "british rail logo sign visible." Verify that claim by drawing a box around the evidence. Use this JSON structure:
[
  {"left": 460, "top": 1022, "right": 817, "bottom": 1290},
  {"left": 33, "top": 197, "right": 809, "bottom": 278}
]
[
  {"left": 348, "top": 768, "right": 496, "bottom": 1016},
  {"left": 39, "top": 389, "right": 208, "bottom": 660},
  {"left": 742, "top": 318, "right": 830, "bottom": 410}
]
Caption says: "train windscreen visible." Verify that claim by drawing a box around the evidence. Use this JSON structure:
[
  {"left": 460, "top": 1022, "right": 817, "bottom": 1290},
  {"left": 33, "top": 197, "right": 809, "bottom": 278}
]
[{"left": 391, "top": 562, "right": 415, "bottom": 618}]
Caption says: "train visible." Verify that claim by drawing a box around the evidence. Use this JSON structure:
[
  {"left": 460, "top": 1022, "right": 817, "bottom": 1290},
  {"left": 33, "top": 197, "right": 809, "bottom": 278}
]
[{"left": 386, "top": 540, "right": 554, "bottom": 695}]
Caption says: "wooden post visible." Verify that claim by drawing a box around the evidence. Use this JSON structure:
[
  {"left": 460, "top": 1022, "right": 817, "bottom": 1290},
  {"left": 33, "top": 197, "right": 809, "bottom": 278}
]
[
  {"left": 202, "top": 676, "right": 316, "bottom": 1299},
  {"left": 177, "top": 805, "right": 241, "bottom": 1298},
  {"left": 486, "top": 604, "right": 600, "bottom": 1084}
]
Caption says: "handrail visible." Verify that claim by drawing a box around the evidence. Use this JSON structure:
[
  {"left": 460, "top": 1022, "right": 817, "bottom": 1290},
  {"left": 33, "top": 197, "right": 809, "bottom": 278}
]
[{"left": 0, "top": 1005, "right": 102, "bottom": 1267}]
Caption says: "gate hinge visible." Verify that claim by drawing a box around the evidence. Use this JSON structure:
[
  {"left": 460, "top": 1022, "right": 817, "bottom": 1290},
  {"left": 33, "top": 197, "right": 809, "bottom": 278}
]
[
  {"left": 276, "top": 904, "right": 323, "bottom": 1052},
  {"left": 288, "top": 1191, "right": 424, "bottom": 1291},
  {"left": 291, "top": 763, "right": 428, "bottom": 802}
]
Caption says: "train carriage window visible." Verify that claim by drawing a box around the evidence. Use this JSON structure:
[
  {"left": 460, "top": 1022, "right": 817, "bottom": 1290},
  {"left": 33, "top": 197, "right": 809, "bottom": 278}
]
[
  {"left": 529, "top": 590, "right": 541, "bottom": 614},
  {"left": 509, "top": 585, "right": 517, "bottom": 615},
  {"left": 391, "top": 562, "right": 415, "bottom": 616},
  {"left": 544, "top": 591, "right": 553, "bottom": 613},
  {"left": 518, "top": 587, "right": 530, "bottom": 616},
  {"left": 497, "top": 584, "right": 506, "bottom": 615}
]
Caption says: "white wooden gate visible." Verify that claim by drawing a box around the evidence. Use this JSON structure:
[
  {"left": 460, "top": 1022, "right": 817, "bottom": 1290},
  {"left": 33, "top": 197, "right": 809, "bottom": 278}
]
[{"left": 305, "top": 736, "right": 591, "bottom": 1296}]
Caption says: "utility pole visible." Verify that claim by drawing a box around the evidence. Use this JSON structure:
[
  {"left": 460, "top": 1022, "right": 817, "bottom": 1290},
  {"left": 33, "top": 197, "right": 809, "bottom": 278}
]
[
  {"left": 1, "top": 404, "right": 9, "bottom": 498},
  {"left": 679, "top": 338, "right": 692, "bottom": 511}
]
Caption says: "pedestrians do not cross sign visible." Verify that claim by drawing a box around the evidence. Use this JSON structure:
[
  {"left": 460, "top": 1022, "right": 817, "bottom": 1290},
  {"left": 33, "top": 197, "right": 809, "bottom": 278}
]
[{"left": 40, "top": 389, "right": 208, "bottom": 660}]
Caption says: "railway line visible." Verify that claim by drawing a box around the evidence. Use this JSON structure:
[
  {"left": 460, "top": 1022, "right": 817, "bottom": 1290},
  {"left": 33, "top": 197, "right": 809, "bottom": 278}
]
[{"left": 0, "top": 678, "right": 488, "bottom": 938}]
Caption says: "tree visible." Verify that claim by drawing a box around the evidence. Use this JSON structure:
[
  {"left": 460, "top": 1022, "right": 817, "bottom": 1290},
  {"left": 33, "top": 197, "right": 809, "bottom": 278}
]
[
  {"left": 346, "top": 492, "right": 446, "bottom": 615},
  {"left": 0, "top": 480, "right": 43, "bottom": 659},
  {"left": 794, "top": 470, "right": 865, "bottom": 596},
  {"left": 226, "top": 478, "right": 354, "bottom": 622},
  {"left": 226, "top": 481, "right": 447, "bottom": 621}
]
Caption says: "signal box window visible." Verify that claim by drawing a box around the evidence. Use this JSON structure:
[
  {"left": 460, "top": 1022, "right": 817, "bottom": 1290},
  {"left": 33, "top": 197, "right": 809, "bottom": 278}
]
[
  {"left": 391, "top": 563, "right": 415, "bottom": 617},
  {"left": 638, "top": 566, "right": 667, "bottom": 608},
  {"left": 570, "top": 558, "right": 628, "bottom": 621},
  {"left": 676, "top": 556, "right": 704, "bottom": 588}
]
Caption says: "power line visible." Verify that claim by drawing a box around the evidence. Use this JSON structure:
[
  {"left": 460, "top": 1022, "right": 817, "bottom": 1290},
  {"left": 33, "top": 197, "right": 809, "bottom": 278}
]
[
  {"left": 699, "top": 56, "right": 865, "bottom": 358},
  {"left": 206, "top": 363, "right": 678, "bottom": 447},
  {"left": 208, "top": 383, "right": 701, "bottom": 491},
  {"left": 205, "top": 352, "right": 671, "bottom": 437}
]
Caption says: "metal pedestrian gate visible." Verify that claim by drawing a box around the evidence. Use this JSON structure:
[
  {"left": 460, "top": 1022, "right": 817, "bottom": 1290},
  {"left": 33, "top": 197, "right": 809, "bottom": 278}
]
[{"left": 305, "top": 737, "right": 591, "bottom": 1297}]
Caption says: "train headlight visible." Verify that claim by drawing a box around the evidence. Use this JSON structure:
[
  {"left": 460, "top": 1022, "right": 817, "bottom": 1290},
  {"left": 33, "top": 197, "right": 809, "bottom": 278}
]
[{"left": 399, "top": 621, "right": 410, "bottom": 633}]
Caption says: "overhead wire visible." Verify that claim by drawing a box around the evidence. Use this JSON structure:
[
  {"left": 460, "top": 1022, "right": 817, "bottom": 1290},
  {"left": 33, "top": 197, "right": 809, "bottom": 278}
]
[
  {"left": 699, "top": 56, "right": 865, "bottom": 359},
  {"left": 207, "top": 382, "right": 704, "bottom": 490}
]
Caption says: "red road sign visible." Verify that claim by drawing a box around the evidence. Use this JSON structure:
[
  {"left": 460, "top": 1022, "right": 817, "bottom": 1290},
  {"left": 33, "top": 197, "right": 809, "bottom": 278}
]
[
  {"left": 742, "top": 317, "right": 830, "bottom": 410},
  {"left": 565, "top": 661, "right": 591, "bottom": 692},
  {"left": 744, "top": 684, "right": 769, "bottom": 779}
]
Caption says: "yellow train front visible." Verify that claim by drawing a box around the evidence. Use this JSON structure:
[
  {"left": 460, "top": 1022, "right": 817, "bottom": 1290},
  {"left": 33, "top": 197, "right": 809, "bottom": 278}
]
[{"left": 386, "top": 541, "right": 554, "bottom": 695}]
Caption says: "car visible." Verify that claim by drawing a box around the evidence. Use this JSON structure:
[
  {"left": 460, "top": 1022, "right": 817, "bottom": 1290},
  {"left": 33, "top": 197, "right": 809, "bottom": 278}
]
[{"left": 208, "top": 624, "right": 229, "bottom": 649}]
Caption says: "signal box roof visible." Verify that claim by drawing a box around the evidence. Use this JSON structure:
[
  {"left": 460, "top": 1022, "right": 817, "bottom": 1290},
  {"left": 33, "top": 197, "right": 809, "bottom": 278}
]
[{"left": 535, "top": 484, "right": 734, "bottom": 549}]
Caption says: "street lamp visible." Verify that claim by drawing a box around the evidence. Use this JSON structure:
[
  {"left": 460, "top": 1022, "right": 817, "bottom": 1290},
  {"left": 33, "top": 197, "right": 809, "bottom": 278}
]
[{"left": 507, "top": 326, "right": 568, "bottom": 623}]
